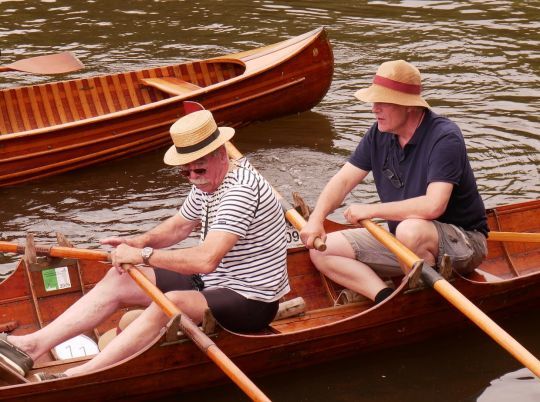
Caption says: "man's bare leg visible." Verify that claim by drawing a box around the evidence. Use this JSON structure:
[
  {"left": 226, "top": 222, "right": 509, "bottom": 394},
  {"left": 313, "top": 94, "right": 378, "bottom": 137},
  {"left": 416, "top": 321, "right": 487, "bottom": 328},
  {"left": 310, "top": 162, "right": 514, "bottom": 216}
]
[
  {"left": 395, "top": 219, "right": 439, "bottom": 266},
  {"left": 65, "top": 290, "right": 208, "bottom": 376},
  {"left": 310, "top": 232, "right": 389, "bottom": 301},
  {"left": 6, "top": 267, "right": 155, "bottom": 362}
]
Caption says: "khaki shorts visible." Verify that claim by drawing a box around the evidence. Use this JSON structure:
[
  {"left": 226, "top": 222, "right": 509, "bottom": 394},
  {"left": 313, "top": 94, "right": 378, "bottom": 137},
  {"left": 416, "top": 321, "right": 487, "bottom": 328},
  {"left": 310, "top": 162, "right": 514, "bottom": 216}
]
[{"left": 341, "top": 221, "right": 487, "bottom": 277}]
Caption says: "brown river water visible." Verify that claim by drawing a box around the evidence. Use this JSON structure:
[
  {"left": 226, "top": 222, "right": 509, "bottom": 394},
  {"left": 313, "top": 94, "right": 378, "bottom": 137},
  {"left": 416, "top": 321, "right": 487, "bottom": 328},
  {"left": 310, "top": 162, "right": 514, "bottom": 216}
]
[{"left": 1, "top": 1, "right": 539, "bottom": 400}]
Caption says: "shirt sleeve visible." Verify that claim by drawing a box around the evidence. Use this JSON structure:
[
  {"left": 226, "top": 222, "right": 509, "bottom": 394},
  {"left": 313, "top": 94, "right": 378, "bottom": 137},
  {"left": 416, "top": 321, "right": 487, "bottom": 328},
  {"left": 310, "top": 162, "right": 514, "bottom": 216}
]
[
  {"left": 428, "top": 132, "right": 465, "bottom": 185},
  {"left": 179, "top": 187, "right": 203, "bottom": 221},
  {"left": 348, "top": 125, "right": 376, "bottom": 171},
  {"left": 210, "top": 184, "right": 259, "bottom": 238}
]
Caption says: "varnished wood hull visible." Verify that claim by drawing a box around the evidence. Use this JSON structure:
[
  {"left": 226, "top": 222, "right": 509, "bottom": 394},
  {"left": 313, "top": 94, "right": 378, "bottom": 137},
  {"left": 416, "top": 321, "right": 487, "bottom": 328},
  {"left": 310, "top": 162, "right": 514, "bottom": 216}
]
[
  {"left": 0, "top": 200, "right": 539, "bottom": 400},
  {"left": 0, "top": 28, "right": 333, "bottom": 187}
]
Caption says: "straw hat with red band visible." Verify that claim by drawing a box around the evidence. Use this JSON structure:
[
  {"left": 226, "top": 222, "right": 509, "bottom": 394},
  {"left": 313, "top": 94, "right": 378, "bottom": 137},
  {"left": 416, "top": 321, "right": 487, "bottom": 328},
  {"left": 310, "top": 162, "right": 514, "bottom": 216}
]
[
  {"left": 354, "top": 60, "right": 430, "bottom": 108},
  {"left": 164, "top": 110, "right": 235, "bottom": 166}
]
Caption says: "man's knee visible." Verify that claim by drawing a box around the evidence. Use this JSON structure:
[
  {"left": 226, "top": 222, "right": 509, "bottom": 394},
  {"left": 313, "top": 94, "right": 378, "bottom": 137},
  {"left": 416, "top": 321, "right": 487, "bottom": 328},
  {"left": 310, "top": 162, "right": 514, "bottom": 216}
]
[
  {"left": 395, "top": 219, "right": 438, "bottom": 263},
  {"left": 395, "top": 219, "right": 435, "bottom": 245},
  {"left": 96, "top": 267, "right": 144, "bottom": 300},
  {"left": 308, "top": 232, "right": 354, "bottom": 273},
  {"left": 98, "top": 267, "right": 125, "bottom": 287}
]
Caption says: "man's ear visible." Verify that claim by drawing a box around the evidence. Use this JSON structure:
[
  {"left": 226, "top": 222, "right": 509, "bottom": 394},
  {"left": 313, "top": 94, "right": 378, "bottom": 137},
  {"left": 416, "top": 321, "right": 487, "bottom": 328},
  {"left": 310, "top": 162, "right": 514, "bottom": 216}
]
[{"left": 218, "top": 145, "right": 229, "bottom": 161}]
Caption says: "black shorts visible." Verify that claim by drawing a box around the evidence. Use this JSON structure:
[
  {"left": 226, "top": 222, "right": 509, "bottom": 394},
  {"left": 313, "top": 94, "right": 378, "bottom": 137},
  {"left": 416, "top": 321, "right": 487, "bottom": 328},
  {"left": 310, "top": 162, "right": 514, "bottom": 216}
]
[{"left": 154, "top": 268, "right": 279, "bottom": 333}]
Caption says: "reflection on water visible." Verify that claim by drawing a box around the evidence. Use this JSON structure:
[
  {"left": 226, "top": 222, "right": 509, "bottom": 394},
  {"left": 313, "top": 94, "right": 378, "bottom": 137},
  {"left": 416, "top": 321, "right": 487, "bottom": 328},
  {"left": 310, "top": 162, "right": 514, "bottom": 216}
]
[
  {"left": 477, "top": 368, "right": 540, "bottom": 402},
  {"left": 167, "top": 313, "right": 540, "bottom": 402},
  {"left": 1, "top": 1, "right": 539, "bottom": 400}
]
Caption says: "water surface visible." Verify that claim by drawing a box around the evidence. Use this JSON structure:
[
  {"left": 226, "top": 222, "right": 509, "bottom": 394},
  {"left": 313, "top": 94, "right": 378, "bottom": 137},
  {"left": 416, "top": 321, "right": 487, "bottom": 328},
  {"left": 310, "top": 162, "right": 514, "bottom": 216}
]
[{"left": 1, "top": 1, "right": 539, "bottom": 400}]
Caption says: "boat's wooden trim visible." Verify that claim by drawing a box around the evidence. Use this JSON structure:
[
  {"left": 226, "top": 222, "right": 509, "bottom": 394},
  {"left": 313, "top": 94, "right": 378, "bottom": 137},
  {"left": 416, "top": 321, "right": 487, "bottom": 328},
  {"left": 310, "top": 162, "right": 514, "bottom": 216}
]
[
  {"left": 0, "top": 130, "right": 171, "bottom": 183},
  {"left": 211, "top": 77, "right": 305, "bottom": 113},
  {"left": 0, "top": 361, "right": 29, "bottom": 385},
  {"left": 0, "top": 200, "right": 539, "bottom": 399},
  {"left": 0, "top": 28, "right": 327, "bottom": 140}
]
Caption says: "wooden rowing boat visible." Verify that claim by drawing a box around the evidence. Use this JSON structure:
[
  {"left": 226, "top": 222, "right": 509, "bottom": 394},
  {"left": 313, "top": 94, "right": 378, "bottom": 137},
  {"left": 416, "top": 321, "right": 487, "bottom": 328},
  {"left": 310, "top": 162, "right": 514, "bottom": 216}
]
[
  {"left": 0, "top": 199, "right": 538, "bottom": 400},
  {"left": 0, "top": 28, "right": 333, "bottom": 188}
]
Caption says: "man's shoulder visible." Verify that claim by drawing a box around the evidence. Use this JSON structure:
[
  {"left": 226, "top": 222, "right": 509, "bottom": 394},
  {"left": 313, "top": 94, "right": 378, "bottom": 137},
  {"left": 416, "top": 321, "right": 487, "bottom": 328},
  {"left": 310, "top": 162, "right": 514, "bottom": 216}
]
[
  {"left": 230, "top": 159, "right": 265, "bottom": 187},
  {"left": 427, "top": 110, "right": 461, "bottom": 133}
]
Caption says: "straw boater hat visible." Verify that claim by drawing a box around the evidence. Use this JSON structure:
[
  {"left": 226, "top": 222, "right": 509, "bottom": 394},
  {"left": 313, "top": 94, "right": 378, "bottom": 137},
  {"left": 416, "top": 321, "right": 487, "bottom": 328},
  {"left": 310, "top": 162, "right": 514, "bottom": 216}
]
[
  {"left": 163, "top": 110, "right": 235, "bottom": 165},
  {"left": 354, "top": 60, "right": 430, "bottom": 108}
]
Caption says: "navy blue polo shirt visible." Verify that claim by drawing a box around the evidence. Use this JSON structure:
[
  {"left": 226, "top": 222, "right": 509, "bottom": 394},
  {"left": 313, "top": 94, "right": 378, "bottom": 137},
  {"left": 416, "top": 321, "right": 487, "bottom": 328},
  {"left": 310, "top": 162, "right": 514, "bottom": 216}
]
[{"left": 349, "top": 109, "right": 488, "bottom": 236}]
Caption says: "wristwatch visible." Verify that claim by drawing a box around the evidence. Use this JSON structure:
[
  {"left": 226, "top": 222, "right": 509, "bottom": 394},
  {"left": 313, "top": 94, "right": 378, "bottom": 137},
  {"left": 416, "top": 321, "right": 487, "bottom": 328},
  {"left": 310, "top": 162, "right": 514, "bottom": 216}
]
[{"left": 141, "top": 247, "right": 154, "bottom": 265}]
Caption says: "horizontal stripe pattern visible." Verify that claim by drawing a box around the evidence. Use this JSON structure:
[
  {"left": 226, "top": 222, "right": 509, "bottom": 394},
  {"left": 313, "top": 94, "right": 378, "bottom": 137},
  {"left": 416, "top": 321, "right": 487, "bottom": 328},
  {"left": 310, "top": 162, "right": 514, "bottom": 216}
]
[{"left": 180, "top": 158, "right": 290, "bottom": 302}]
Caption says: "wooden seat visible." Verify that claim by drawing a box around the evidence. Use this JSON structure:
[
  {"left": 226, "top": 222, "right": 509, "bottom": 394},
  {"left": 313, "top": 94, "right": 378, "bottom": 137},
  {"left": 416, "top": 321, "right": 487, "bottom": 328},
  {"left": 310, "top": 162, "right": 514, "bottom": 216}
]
[
  {"left": 140, "top": 77, "right": 201, "bottom": 96},
  {"left": 269, "top": 301, "right": 368, "bottom": 334}
]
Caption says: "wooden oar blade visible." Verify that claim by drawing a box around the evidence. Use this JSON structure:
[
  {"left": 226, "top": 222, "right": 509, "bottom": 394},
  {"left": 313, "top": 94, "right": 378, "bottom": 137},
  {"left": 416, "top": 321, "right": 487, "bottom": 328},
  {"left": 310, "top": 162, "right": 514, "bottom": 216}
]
[{"left": 1, "top": 51, "right": 84, "bottom": 74}]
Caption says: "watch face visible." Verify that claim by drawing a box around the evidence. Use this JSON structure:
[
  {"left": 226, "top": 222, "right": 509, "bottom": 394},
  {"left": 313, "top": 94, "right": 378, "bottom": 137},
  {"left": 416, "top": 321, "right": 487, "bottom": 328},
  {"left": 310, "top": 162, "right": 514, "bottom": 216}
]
[{"left": 142, "top": 247, "right": 153, "bottom": 259}]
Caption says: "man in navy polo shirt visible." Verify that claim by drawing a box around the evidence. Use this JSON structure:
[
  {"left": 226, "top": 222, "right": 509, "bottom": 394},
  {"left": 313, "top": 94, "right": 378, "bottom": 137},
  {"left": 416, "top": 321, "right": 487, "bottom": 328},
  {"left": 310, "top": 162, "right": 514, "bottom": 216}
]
[{"left": 300, "top": 60, "right": 488, "bottom": 304}]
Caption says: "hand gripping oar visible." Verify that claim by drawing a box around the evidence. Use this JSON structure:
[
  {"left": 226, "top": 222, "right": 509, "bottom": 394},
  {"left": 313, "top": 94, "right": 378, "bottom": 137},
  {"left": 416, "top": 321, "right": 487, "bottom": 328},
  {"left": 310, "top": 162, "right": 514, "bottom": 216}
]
[
  {"left": 0, "top": 52, "right": 84, "bottom": 74},
  {"left": 360, "top": 219, "right": 540, "bottom": 378},
  {"left": 0, "top": 242, "right": 270, "bottom": 401},
  {"left": 224, "top": 142, "right": 326, "bottom": 251}
]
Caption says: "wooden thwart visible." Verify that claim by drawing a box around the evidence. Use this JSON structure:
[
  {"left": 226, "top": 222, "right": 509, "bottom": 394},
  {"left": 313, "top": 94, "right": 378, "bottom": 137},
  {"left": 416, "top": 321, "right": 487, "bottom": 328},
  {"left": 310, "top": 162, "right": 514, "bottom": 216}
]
[{"left": 140, "top": 77, "right": 201, "bottom": 96}]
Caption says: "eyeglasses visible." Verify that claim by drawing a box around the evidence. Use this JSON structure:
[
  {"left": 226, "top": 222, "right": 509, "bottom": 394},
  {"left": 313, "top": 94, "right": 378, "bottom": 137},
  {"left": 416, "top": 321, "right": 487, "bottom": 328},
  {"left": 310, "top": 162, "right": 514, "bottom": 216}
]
[
  {"left": 382, "top": 151, "right": 403, "bottom": 189},
  {"left": 382, "top": 167, "right": 403, "bottom": 188},
  {"left": 179, "top": 168, "right": 207, "bottom": 177}
]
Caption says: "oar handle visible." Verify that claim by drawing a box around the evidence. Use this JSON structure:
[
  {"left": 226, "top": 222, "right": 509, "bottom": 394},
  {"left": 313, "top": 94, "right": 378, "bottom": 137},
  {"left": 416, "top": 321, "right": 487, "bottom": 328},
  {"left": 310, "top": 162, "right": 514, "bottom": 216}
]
[
  {"left": 123, "top": 264, "right": 271, "bottom": 402},
  {"left": 360, "top": 219, "right": 540, "bottom": 378},
  {"left": 224, "top": 142, "right": 326, "bottom": 252},
  {"left": 0, "top": 241, "right": 110, "bottom": 261},
  {"left": 488, "top": 231, "right": 540, "bottom": 243},
  {"left": 283, "top": 202, "right": 326, "bottom": 251}
]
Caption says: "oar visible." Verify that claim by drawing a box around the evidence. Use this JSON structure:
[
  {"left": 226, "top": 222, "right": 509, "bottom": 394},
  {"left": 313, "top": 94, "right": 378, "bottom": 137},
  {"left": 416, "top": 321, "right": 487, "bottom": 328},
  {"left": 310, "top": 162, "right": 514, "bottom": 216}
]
[
  {"left": 123, "top": 264, "right": 271, "bottom": 402},
  {"left": 182, "top": 101, "right": 326, "bottom": 252},
  {"left": 360, "top": 219, "right": 540, "bottom": 378},
  {"left": 0, "top": 51, "right": 84, "bottom": 74},
  {"left": 0, "top": 242, "right": 270, "bottom": 401},
  {"left": 225, "top": 142, "right": 326, "bottom": 251},
  {"left": 0, "top": 241, "right": 109, "bottom": 260},
  {"left": 488, "top": 231, "right": 540, "bottom": 243}
]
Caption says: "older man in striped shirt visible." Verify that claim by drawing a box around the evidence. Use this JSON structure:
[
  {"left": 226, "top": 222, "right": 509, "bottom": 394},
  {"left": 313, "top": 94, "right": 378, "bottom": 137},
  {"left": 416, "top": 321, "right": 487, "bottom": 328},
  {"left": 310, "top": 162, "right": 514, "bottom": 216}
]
[{"left": 1, "top": 110, "right": 289, "bottom": 380}]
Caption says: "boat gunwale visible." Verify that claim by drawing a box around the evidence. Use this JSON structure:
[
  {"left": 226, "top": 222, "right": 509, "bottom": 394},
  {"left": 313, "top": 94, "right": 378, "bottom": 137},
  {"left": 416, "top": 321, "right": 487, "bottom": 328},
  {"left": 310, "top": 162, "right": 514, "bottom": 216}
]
[{"left": 0, "top": 199, "right": 539, "bottom": 398}]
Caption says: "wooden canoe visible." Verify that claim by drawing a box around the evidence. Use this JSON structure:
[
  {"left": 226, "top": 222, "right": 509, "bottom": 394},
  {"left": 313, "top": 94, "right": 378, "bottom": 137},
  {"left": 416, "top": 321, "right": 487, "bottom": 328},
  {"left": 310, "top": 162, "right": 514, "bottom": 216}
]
[
  {"left": 0, "top": 199, "right": 539, "bottom": 400},
  {"left": 0, "top": 28, "right": 333, "bottom": 188}
]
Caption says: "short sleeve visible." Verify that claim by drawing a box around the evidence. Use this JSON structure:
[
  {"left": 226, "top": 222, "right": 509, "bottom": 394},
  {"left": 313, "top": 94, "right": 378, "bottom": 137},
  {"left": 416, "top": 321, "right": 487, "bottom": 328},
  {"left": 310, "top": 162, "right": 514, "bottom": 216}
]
[
  {"left": 179, "top": 187, "right": 203, "bottom": 221},
  {"left": 348, "top": 125, "right": 376, "bottom": 171},
  {"left": 428, "top": 133, "right": 465, "bottom": 185}
]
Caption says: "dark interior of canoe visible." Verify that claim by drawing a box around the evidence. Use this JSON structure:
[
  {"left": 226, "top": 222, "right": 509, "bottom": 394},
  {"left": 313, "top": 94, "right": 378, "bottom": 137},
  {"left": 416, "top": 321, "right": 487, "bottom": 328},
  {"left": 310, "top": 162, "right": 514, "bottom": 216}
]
[
  {"left": 0, "top": 60, "right": 245, "bottom": 134},
  {"left": 0, "top": 200, "right": 538, "bottom": 383}
]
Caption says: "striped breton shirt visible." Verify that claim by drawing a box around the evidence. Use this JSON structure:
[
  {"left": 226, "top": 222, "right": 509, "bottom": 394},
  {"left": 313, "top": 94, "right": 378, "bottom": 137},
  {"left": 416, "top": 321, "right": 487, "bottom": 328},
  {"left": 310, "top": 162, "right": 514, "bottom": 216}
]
[{"left": 179, "top": 158, "right": 290, "bottom": 302}]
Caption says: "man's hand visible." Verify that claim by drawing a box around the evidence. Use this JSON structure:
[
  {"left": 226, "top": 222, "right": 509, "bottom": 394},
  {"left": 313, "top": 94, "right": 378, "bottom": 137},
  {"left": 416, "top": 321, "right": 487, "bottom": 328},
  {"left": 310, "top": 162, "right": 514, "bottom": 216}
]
[
  {"left": 100, "top": 236, "right": 128, "bottom": 248},
  {"left": 101, "top": 236, "right": 146, "bottom": 248},
  {"left": 343, "top": 204, "right": 377, "bottom": 225},
  {"left": 300, "top": 220, "right": 327, "bottom": 250},
  {"left": 110, "top": 243, "right": 143, "bottom": 274}
]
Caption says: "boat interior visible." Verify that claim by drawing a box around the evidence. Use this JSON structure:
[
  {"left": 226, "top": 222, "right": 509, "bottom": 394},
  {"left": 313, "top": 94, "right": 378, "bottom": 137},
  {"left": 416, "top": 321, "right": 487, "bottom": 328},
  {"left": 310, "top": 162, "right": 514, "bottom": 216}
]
[
  {"left": 0, "top": 60, "right": 245, "bottom": 135},
  {"left": 0, "top": 200, "right": 538, "bottom": 383}
]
